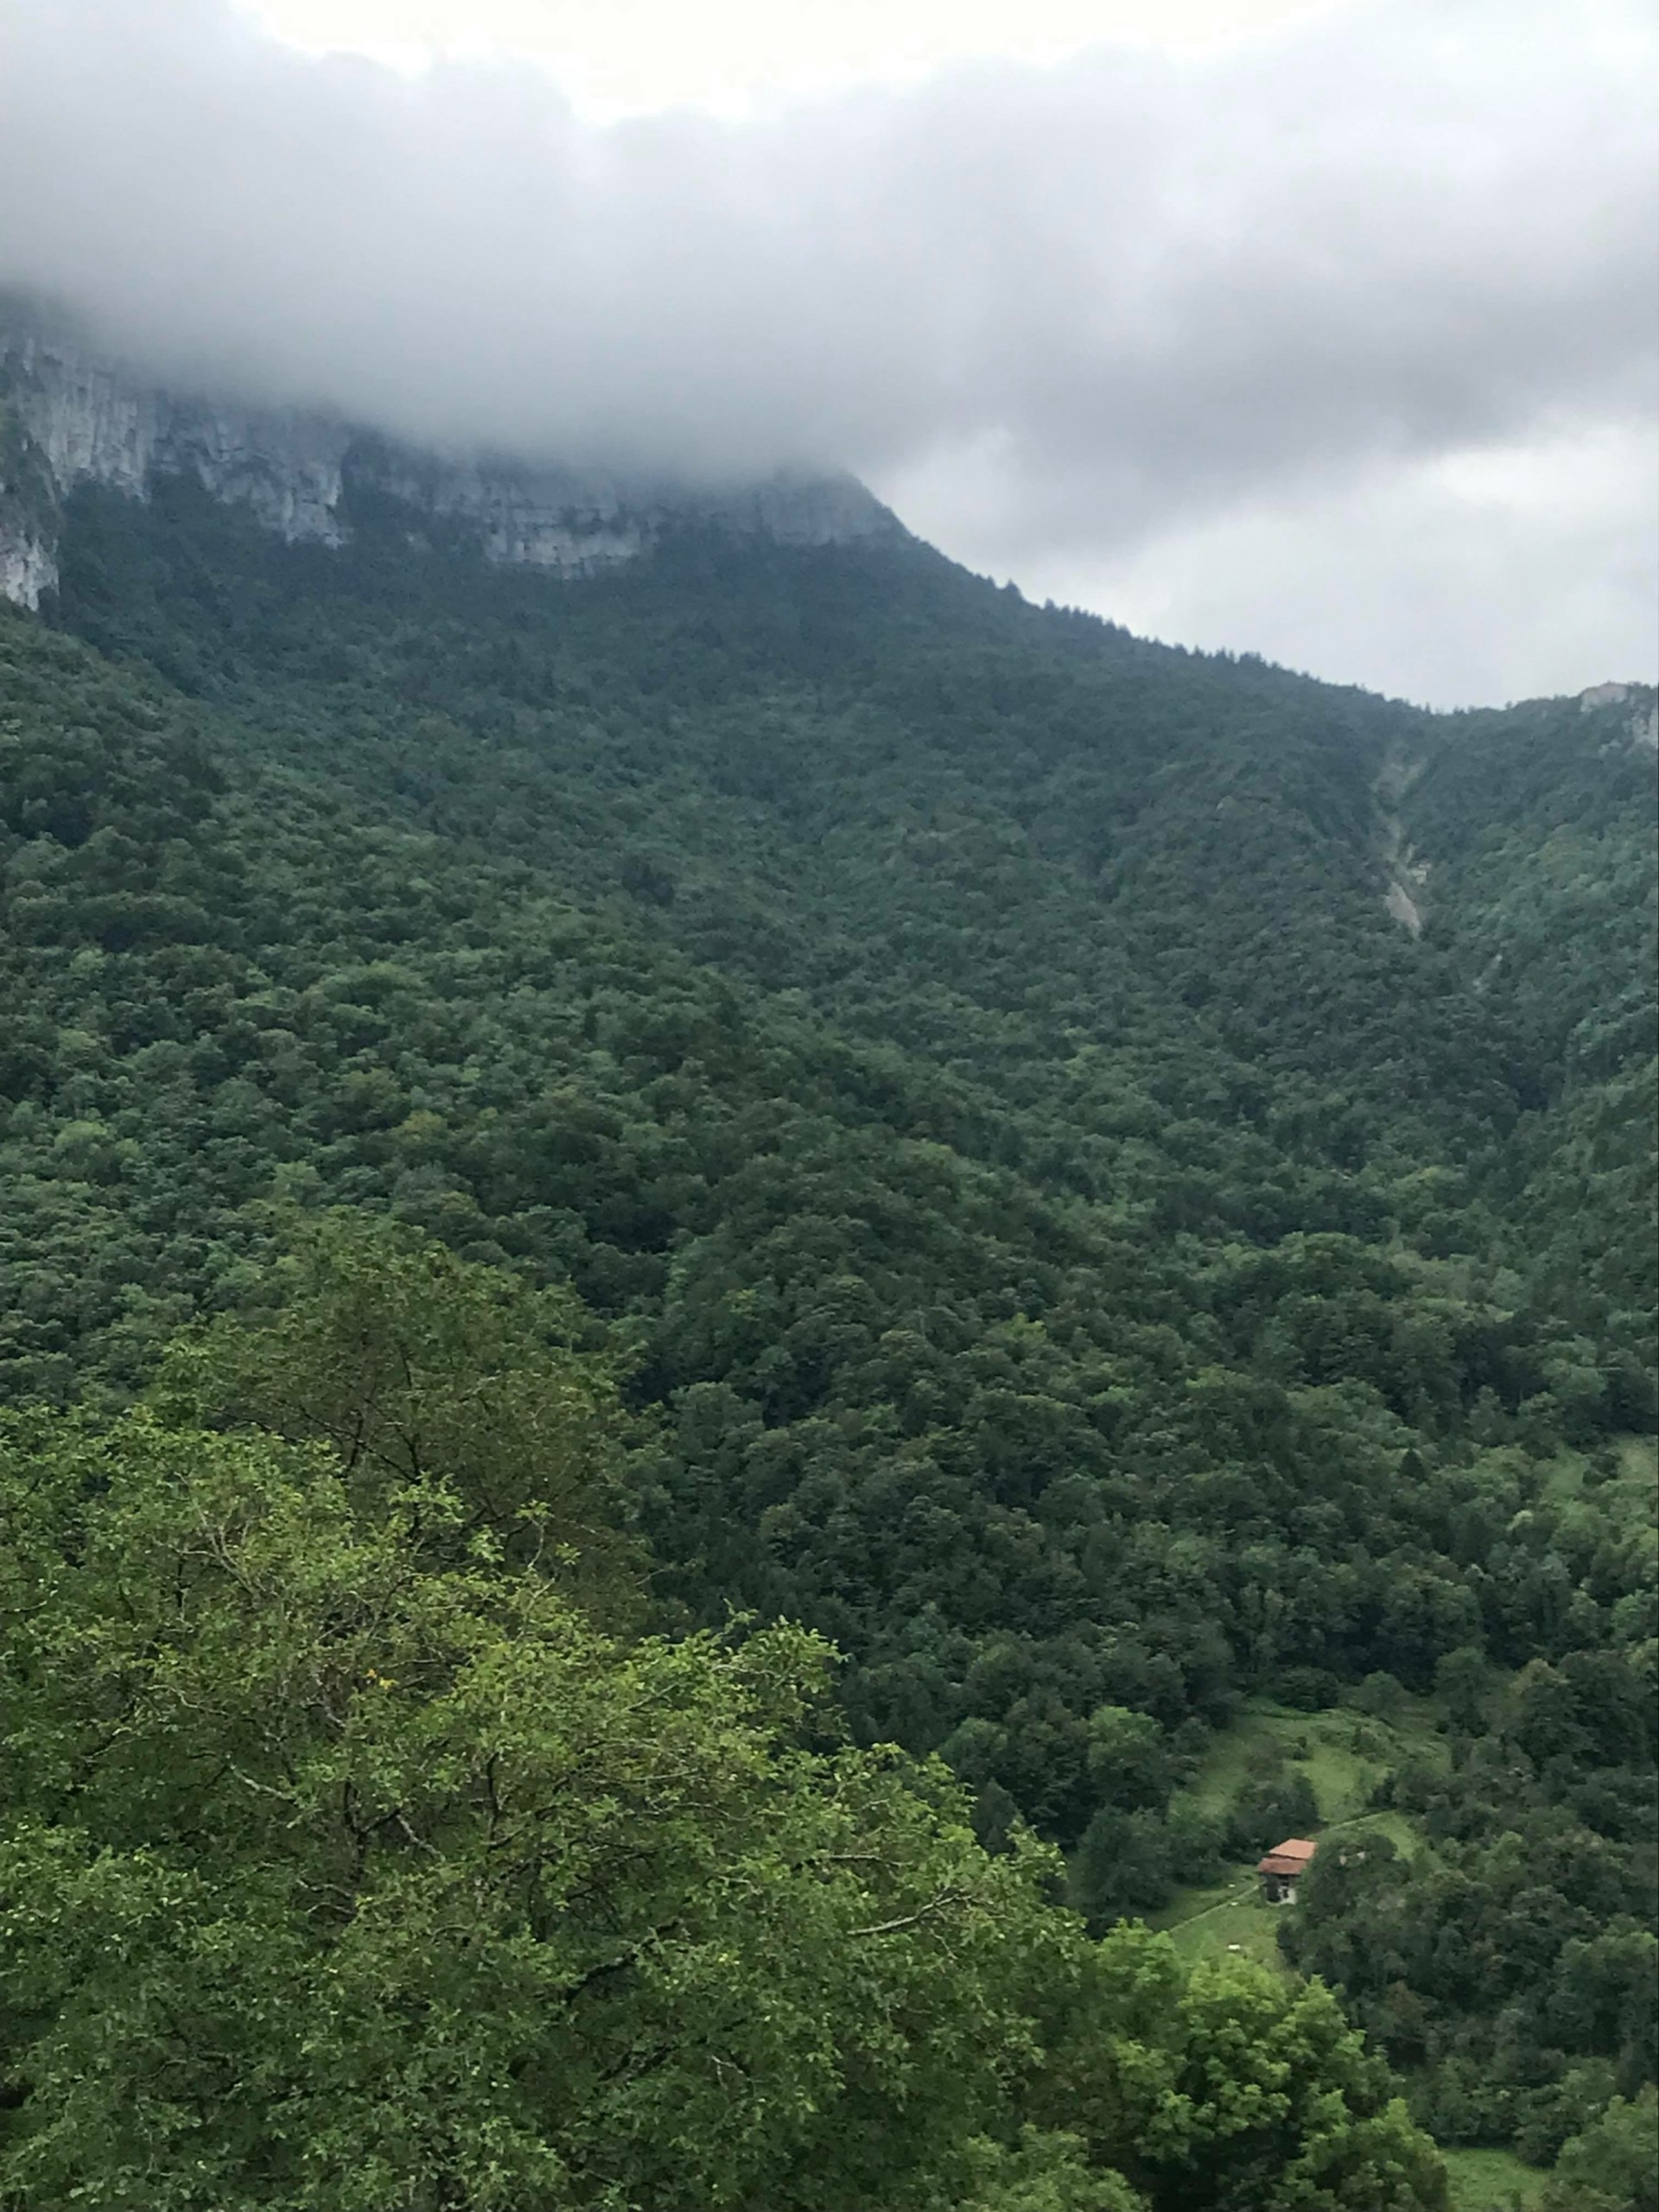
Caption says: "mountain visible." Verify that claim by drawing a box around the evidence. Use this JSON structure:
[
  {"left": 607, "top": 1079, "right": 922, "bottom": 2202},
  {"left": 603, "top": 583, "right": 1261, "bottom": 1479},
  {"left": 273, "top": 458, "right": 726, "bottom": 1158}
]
[
  {"left": 0, "top": 301, "right": 898, "bottom": 608},
  {"left": 0, "top": 323, "right": 1654, "bottom": 2209}
]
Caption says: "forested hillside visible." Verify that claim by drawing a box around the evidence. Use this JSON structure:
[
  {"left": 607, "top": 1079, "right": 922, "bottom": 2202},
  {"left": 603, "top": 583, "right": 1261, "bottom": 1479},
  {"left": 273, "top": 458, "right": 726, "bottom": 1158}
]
[{"left": 0, "top": 470, "right": 1653, "bottom": 2207}]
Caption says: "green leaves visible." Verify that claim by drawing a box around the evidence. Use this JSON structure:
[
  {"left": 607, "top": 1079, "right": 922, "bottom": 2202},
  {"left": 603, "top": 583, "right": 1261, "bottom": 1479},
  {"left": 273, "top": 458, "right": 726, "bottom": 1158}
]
[
  {"left": 0, "top": 1401, "right": 1073, "bottom": 2209},
  {"left": 0, "top": 1377, "right": 1454, "bottom": 2209},
  {"left": 1033, "top": 1928, "right": 1448, "bottom": 2212},
  {"left": 152, "top": 1212, "right": 642, "bottom": 1614}
]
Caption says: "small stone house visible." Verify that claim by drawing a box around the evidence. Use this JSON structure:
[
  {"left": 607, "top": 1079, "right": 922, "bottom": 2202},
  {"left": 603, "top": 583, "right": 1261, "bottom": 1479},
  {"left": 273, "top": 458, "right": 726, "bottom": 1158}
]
[{"left": 1256, "top": 1836, "right": 1317, "bottom": 1904}]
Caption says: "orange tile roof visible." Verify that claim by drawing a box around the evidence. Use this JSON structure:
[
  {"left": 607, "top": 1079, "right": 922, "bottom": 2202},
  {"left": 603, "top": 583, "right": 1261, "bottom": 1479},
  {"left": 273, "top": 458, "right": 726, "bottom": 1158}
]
[{"left": 1256, "top": 1838, "right": 1318, "bottom": 1877}]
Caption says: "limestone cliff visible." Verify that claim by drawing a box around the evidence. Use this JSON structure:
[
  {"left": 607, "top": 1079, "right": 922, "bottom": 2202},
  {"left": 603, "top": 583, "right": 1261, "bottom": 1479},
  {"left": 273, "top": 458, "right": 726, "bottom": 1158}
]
[{"left": 0, "top": 311, "right": 899, "bottom": 607}]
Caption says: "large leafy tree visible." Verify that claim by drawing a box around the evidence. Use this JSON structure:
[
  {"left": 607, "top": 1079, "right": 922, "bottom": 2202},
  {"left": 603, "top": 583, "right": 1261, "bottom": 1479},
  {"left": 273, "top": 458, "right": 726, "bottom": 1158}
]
[
  {"left": 1539, "top": 2089, "right": 1659, "bottom": 2212},
  {"left": 1033, "top": 1925, "right": 1450, "bottom": 2212},
  {"left": 0, "top": 1404, "right": 1070, "bottom": 2210}
]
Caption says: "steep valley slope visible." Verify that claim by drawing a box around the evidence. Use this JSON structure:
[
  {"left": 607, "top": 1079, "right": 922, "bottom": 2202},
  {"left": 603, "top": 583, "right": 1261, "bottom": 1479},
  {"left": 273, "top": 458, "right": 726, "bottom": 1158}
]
[{"left": 0, "top": 439, "right": 1654, "bottom": 2193}]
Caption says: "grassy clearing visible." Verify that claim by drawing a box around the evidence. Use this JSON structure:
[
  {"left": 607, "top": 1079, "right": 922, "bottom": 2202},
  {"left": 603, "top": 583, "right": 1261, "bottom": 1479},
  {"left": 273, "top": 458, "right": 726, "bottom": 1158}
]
[
  {"left": 1162, "top": 1883, "right": 1287, "bottom": 1974},
  {"left": 1151, "top": 1698, "right": 1436, "bottom": 1971},
  {"left": 1440, "top": 2144, "right": 1549, "bottom": 2210},
  {"left": 1178, "top": 1696, "right": 1442, "bottom": 1827}
]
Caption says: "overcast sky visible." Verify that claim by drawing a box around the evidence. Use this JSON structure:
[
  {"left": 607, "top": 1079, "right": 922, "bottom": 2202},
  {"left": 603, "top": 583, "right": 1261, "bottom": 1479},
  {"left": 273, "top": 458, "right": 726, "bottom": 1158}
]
[{"left": 1, "top": 0, "right": 1654, "bottom": 706}]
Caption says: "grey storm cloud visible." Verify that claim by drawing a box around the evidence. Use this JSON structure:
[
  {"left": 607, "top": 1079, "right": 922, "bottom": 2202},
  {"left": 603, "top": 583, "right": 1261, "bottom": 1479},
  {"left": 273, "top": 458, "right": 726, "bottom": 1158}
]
[{"left": 0, "top": 0, "right": 1655, "bottom": 554}]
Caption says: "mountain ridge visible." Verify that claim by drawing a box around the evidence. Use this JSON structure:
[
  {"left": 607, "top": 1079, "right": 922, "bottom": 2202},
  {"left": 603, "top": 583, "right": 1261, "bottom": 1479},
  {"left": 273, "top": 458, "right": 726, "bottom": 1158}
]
[{"left": 0, "top": 302, "right": 900, "bottom": 609}]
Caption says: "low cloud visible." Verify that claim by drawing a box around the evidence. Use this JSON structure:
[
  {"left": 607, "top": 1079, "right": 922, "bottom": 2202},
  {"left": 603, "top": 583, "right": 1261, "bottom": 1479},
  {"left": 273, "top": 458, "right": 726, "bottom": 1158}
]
[{"left": 1, "top": 0, "right": 1654, "bottom": 698}]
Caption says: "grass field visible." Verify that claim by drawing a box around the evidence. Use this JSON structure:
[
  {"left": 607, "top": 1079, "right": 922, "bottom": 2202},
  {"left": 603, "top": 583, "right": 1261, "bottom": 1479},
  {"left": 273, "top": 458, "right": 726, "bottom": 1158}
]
[
  {"left": 1440, "top": 2145, "right": 1549, "bottom": 2210},
  {"left": 1150, "top": 1694, "right": 1436, "bottom": 1966},
  {"left": 1175, "top": 1698, "right": 1445, "bottom": 1828},
  {"left": 1161, "top": 1880, "right": 1287, "bottom": 1973}
]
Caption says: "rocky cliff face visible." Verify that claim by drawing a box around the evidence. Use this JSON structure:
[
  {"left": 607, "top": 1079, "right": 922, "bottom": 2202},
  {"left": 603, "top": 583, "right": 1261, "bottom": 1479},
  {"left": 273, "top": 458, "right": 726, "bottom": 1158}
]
[
  {"left": 1580, "top": 681, "right": 1659, "bottom": 753},
  {"left": 0, "top": 313, "right": 899, "bottom": 607}
]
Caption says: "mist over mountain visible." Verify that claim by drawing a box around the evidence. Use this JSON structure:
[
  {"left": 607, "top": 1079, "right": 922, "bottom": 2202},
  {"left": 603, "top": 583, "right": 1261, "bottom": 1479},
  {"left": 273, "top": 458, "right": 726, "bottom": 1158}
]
[
  {"left": 0, "top": 301, "right": 900, "bottom": 611},
  {"left": 3, "top": 0, "right": 1656, "bottom": 699}
]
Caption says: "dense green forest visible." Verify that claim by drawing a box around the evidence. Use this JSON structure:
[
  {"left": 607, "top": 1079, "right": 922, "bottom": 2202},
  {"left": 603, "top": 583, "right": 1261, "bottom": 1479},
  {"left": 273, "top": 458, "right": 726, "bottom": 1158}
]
[{"left": 0, "top": 465, "right": 1654, "bottom": 2207}]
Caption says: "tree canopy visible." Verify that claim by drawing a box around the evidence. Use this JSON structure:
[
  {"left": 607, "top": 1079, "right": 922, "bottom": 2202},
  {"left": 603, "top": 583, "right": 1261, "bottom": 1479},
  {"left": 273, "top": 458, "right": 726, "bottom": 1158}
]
[
  {"left": 0, "top": 468, "right": 1652, "bottom": 2196},
  {"left": 0, "top": 1364, "right": 1445, "bottom": 2210}
]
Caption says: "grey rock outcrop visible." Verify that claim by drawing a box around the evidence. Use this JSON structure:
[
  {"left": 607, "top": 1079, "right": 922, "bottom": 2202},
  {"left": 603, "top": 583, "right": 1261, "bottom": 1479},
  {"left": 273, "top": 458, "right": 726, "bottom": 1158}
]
[
  {"left": 1579, "top": 682, "right": 1659, "bottom": 755},
  {"left": 0, "top": 308, "right": 899, "bottom": 607}
]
